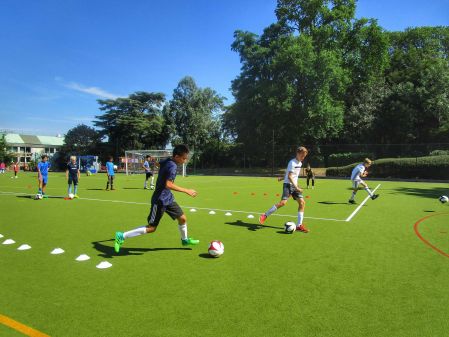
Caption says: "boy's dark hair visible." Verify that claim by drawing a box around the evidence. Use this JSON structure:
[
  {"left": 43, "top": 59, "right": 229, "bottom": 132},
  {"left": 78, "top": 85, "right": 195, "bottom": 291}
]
[
  {"left": 41, "top": 154, "right": 48, "bottom": 159},
  {"left": 173, "top": 144, "right": 189, "bottom": 157},
  {"left": 108, "top": 156, "right": 113, "bottom": 161},
  {"left": 146, "top": 155, "right": 151, "bottom": 159}
]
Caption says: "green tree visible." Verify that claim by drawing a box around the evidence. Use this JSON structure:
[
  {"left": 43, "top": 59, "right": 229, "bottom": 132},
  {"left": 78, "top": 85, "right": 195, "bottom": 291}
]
[
  {"left": 168, "top": 76, "right": 225, "bottom": 153},
  {"left": 226, "top": 1, "right": 355, "bottom": 160},
  {"left": 0, "top": 134, "right": 13, "bottom": 164},
  {"left": 94, "top": 92, "right": 170, "bottom": 158},
  {"left": 375, "top": 27, "right": 449, "bottom": 143},
  {"left": 61, "top": 124, "right": 103, "bottom": 155}
]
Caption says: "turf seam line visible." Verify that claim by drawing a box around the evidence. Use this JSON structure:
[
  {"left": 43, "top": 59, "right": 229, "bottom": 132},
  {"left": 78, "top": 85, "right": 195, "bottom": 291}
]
[{"left": 345, "top": 184, "right": 381, "bottom": 222}]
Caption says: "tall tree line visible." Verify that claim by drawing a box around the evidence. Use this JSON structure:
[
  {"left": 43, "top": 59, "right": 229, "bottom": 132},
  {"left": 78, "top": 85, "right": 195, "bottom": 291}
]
[{"left": 224, "top": 0, "right": 449, "bottom": 160}]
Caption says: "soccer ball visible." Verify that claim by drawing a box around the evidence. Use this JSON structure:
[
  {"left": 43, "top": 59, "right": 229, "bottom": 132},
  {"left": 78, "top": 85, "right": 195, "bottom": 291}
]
[
  {"left": 284, "top": 221, "right": 296, "bottom": 234},
  {"left": 439, "top": 195, "right": 448, "bottom": 204},
  {"left": 208, "top": 240, "right": 224, "bottom": 257},
  {"left": 113, "top": 165, "right": 118, "bottom": 170},
  {"left": 68, "top": 193, "right": 75, "bottom": 199},
  {"left": 34, "top": 194, "right": 43, "bottom": 200}
]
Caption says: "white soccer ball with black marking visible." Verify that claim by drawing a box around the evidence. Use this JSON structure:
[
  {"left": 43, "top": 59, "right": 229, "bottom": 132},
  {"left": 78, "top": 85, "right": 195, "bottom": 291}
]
[
  {"left": 34, "top": 194, "right": 43, "bottom": 200},
  {"left": 284, "top": 221, "right": 296, "bottom": 234},
  {"left": 68, "top": 193, "right": 75, "bottom": 199},
  {"left": 439, "top": 195, "right": 448, "bottom": 204},
  {"left": 208, "top": 240, "right": 224, "bottom": 257}
]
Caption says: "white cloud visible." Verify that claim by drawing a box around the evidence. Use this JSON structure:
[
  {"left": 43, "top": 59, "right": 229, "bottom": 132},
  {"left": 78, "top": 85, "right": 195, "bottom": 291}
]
[{"left": 65, "top": 82, "right": 119, "bottom": 99}]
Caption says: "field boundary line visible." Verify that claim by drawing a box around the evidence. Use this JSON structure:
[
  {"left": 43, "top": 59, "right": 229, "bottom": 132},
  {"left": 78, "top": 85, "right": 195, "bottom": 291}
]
[
  {"left": 345, "top": 184, "right": 381, "bottom": 222},
  {"left": 0, "top": 314, "right": 50, "bottom": 337},
  {"left": 0, "top": 191, "right": 346, "bottom": 222}
]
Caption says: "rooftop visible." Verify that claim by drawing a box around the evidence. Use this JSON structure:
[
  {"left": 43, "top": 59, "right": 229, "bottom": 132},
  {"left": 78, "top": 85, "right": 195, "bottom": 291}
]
[{"left": 1, "top": 133, "right": 64, "bottom": 147}]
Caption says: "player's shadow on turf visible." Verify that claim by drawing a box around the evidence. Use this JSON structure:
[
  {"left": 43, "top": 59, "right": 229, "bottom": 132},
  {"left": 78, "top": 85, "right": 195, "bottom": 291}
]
[
  {"left": 92, "top": 239, "right": 190, "bottom": 258},
  {"left": 16, "top": 195, "right": 34, "bottom": 200},
  {"left": 318, "top": 201, "right": 350, "bottom": 205},
  {"left": 86, "top": 188, "right": 105, "bottom": 191},
  {"left": 225, "top": 220, "right": 279, "bottom": 231},
  {"left": 16, "top": 195, "right": 65, "bottom": 200}
]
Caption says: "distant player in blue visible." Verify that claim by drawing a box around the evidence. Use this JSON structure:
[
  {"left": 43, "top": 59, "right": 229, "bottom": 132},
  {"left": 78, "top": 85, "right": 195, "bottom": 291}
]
[
  {"left": 114, "top": 144, "right": 199, "bottom": 253},
  {"left": 66, "top": 155, "right": 80, "bottom": 198},
  {"left": 37, "top": 154, "right": 50, "bottom": 197},
  {"left": 105, "top": 156, "right": 115, "bottom": 191},
  {"left": 142, "top": 155, "right": 158, "bottom": 190}
]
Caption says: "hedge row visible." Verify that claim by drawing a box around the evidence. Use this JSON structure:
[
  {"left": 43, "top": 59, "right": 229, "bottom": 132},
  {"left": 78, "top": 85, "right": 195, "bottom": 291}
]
[
  {"left": 327, "top": 152, "right": 374, "bottom": 167},
  {"left": 326, "top": 155, "right": 449, "bottom": 180}
]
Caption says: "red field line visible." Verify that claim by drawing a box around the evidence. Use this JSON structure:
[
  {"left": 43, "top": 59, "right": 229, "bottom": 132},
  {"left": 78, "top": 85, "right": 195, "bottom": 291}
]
[{"left": 414, "top": 212, "right": 449, "bottom": 259}]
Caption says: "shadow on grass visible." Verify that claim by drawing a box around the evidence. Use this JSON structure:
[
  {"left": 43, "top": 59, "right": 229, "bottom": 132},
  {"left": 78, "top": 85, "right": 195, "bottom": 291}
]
[
  {"left": 198, "top": 253, "right": 216, "bottom": 259},
  {"left": 86, "top": 188, "right": 105, "bottom": 191},
  {"left": 225, "top": 219, "right": 280, "bottom": 231},
  {"left": 92, "top": 239, "right": 191, "bottom": 259},
  {"left": 16, "top": 195, "right": 34, "bottom": 200},
  {"left": 16, "top": 195, "right": 65, "bottom": 200},
  {"left": 390, "top": 186, "right": 449, "bottom": 199},
  {"left": 276, "top": 230, "right": 292, "bottom": 235},
  {"left": 318, "top": 201, "right": 351, "bottom": 205}
]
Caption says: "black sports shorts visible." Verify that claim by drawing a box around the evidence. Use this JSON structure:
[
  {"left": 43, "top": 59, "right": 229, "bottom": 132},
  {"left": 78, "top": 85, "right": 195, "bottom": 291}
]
[
  {"left": 147, "top": 200, "right": 183, "bottom": 227},
  {"left": 281, "top": 183, "right": 303, "bottom": 200}
]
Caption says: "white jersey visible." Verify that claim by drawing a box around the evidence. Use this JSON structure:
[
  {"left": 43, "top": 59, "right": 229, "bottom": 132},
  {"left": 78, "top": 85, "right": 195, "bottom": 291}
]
[
  {"left": 351, "top": 163, "right": 365, "bottom": 181},
  {"left": 284, "top": 158, "right": 302, "bottom": 184}
]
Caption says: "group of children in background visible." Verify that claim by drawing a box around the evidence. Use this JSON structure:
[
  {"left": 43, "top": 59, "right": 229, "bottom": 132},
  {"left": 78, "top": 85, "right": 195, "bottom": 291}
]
[
  {"left": 30, "top": 154, "right": 158, "bottom": 198},
  {"left": 0, "top": 161, "right": 20, "bottom": 178}
]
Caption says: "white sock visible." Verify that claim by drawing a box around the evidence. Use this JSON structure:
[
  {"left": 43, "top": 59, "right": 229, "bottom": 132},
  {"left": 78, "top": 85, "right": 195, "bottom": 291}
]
[
  {"left": 144, "top": 181, "right": 147, "bottom": 188},
  {"left": 365, "top": 188, "right": 373, "bottom": 197},
  {"left": 265, "top": 205, "right": 277, "bottom": 217},
  {"left": 297, "top": 212, "right": 304, "bottom": 226},
  {"left": 350, "top": 192, "right": 356, "bottom": 200},
  {"left": 178, "top": 224, "right": 188, "bottom": 240},
  {"left": 124, "top": 226, "right": 147, "bottom": 239},
  {"left": 151, "top": 176, "right": 154, "bottom": 185},
  {"left": 68, "top": 185, "right": 72, "bottom": 194}
]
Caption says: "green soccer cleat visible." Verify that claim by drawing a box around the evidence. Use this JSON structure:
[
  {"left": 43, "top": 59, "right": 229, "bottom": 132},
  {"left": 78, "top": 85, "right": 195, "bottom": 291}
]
[
  {"left": 74, "top": 194, "right": 79, "bottom": 199},
  {"left": 181, "top": 237, "right": 200, "bottom": 246},
  {"left": 114, "top": 231, "right": 125, "bottom": 253}
]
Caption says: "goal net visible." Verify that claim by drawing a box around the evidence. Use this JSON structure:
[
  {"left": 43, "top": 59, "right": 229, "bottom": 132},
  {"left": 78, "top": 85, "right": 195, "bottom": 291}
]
[{"left": 123, "top": 149, "right": 192, "bottom": 177}]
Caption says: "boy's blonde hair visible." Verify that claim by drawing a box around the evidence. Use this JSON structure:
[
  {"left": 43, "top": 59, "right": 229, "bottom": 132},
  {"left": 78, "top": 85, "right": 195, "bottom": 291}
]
[
  {"left": 296, "top": 146, "right": 308, "bottom": 155},
  {"left": 364, "top": 158, "right": 372, "bottom": 165},
  {"left": 70, "top": 156, "right": 77, "bottom": 161}
]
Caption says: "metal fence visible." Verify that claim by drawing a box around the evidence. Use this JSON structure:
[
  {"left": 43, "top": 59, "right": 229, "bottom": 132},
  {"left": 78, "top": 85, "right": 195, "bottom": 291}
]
[{"left": 189, "top": 143, "right": 449, "bottom": 176}]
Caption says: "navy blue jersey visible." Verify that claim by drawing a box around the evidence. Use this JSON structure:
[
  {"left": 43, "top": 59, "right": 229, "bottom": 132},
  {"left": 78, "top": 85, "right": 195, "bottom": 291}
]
[
  {"left": 67, "top": 162, "right": 79, "bottom": 177},
  {"left": 151, "top": 158, "right": 177, "bottom": 206}
]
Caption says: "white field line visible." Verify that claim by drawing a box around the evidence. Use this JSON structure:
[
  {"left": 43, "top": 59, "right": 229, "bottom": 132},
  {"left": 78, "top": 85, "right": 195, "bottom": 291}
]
[
  {"left": 345, "top": 184, "right": 381, "bottom": 222},
  {"left": 0, "top": 191, "right": 346, "bottom": 222}
]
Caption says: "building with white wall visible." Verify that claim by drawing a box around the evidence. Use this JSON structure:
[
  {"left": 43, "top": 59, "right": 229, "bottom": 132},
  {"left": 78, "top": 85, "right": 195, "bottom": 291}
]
[{"left": 2, "top": 133, "right": 64, "bottom": 165}]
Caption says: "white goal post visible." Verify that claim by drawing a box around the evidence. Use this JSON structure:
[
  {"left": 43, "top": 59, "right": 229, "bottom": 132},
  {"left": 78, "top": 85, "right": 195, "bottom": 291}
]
[{"left": 123, "top": 149, "right": 192, "bottom": 177}]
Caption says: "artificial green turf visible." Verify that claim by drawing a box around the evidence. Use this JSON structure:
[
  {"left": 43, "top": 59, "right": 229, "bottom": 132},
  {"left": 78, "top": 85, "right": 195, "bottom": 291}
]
[{"left": 0, "top": 172, "right": 448, "bottom": 337}]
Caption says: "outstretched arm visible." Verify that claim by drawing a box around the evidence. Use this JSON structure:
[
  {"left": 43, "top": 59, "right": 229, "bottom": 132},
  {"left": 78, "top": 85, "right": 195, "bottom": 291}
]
[{"left": 166, "top": 180, "right": 197, "bottom": 197}]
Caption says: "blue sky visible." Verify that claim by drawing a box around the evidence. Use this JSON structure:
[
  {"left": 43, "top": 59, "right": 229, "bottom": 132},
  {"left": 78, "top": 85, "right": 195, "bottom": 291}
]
[{"left": 0, "top": 0, "right": 448, "bottom": 136}]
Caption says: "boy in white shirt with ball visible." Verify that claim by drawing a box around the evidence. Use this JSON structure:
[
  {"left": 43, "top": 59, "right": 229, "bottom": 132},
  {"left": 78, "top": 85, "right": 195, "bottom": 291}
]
[
  {"left": 259, "top": 146, "right": 309, "bottom": 233},
  {"left": 348, "top": 158, "right": 379, "bottom": 204}
]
